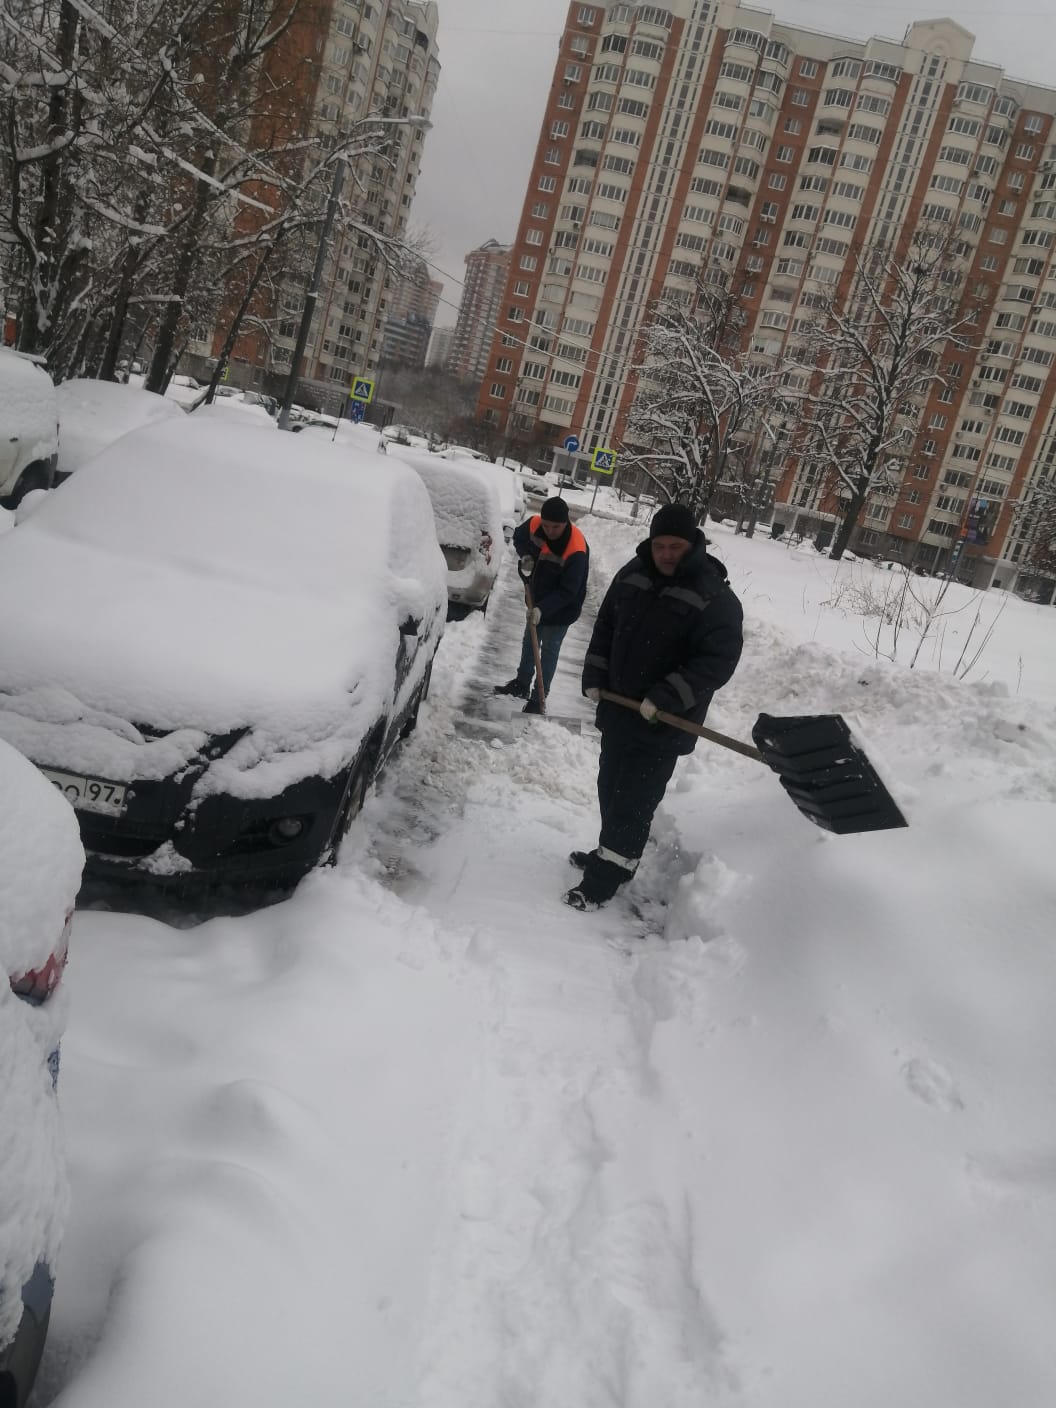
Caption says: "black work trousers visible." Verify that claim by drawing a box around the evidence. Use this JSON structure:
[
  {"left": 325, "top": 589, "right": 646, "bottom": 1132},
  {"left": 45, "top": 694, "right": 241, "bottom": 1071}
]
[{"left": 580, "top": 731, "right": 679, "bottom": 903}]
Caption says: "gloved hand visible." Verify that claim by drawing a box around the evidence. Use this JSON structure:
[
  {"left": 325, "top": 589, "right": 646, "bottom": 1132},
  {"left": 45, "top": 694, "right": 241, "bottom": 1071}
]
[
  {"left": 529, "top": 606, "right": 542, "bottom": 626},
  {"left": 519, "top": 554, "right": 535, "bottom": 578},
  {"left": 639, "top": 697, "right": 659, "bottom": 723},
  {"left": 585, "top": 686, "right": 601, "bottom": 703}
]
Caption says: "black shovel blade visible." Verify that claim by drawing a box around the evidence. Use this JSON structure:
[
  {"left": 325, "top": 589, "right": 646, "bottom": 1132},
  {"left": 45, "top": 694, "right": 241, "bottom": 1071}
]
[{"left": 751, "top": 713, "right": 908, "bottom": 835}]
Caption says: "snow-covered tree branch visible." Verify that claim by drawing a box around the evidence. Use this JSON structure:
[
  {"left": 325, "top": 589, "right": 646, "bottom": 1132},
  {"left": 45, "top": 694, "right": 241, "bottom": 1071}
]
[{"left": 618, "top": 266, "right": 792, "bottom": 521}]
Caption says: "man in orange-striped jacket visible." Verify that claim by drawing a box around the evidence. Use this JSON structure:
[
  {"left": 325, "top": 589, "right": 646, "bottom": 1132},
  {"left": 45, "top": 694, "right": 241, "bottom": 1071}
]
[{"left": 494, "top": 497, "right": 589, "bottom": 714}]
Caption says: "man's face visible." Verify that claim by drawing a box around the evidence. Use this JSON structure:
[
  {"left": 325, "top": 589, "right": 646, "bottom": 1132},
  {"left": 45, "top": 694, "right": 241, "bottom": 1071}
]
[
  {"left": 540, "top": 518, "right": 566, "bottom": 541},
  {"left": 651, "top": 535, "right": 692, "bottom": 576}
]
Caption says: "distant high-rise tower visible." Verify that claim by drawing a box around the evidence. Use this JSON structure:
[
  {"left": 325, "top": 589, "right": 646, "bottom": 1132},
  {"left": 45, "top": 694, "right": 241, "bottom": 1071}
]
[
  {"left": 448, "top": 239, "right": 511, "bottom": 384},
  {"left": 477, "top": 0, "right": 1056, "bottom": 585},
  {"left": 380, "top": 261, "right": 443, "bottom": 368},
  {"left": 426, "top": 325, "right": 456, "bottom": 369}
]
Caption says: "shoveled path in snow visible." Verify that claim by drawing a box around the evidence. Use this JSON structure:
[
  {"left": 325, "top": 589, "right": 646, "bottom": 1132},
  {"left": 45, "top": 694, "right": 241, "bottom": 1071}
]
[{"left": 349, "top": 556, "right": 746, "bottom": 1406}]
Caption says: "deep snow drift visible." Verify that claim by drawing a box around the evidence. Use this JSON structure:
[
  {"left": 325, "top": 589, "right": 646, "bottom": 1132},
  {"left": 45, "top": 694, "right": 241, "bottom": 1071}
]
[{"left": 26, "top": 492, "right": 1056, "bottom": 1408}]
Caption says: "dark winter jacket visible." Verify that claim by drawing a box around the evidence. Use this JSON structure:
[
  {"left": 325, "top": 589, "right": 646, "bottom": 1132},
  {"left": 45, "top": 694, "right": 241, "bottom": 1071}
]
[
  {"left": 582, "top": 532, "right": 743, "bottom": 755},
  {"left": 512, "top": 515, "right": 589, "bottom": 629}
]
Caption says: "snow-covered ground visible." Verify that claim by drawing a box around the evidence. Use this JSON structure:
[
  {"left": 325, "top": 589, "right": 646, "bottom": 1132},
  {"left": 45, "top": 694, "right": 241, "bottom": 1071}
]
[{"left": 28, "top": 489, "right": 1056, "bottom": 1405}]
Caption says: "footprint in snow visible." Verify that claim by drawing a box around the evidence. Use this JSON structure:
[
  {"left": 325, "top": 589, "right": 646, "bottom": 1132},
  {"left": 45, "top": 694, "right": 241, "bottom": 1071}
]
[{"left": 901, "top": 1055, "right": 964, "bottom": 1112}]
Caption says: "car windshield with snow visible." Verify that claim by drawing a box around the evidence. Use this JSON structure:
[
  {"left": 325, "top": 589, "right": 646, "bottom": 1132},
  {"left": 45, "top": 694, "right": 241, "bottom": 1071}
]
[
  {"left": 387, "top": 445, "right": 505, "bottom": 619},
  {"left": 0, "top": 414, "right": 447, "bottom": 893},
  {"left": 1, "top": 737, "right": 83, "bottom": 1408}
]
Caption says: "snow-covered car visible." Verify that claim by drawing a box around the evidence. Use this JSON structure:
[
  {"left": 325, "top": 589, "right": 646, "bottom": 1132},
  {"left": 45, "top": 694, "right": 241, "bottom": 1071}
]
[
  {"left": 1, "top": 737, "right": 83, "bottom": 1408},
  {"left": 387, "top": 445, "right": 505, "bottom": 618},
  {"left": 458, "top": 457, "right": 525, "bottom": 543},
  {"left": 55, "top": 378, "right": 184, "bottom": 480},
  {"left": 0, "top": 414, "right": 447, "bottom": 894},
  {"left": 514, "top": 468, "right": 550, "bottom": 502},
  {"left": 0, "top": 348, "right": 59, "bottom": 507}
]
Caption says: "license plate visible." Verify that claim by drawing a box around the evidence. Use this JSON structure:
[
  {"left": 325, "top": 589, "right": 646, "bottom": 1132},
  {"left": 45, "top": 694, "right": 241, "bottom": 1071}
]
[{"left": 41, "top": 767, "right": 128, "bottom": 817}]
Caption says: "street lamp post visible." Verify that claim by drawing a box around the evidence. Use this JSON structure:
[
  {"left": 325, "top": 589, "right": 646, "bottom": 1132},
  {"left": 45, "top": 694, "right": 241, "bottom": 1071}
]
[{"left": 277, "top": 157, "right": 346, "bottom": 432}]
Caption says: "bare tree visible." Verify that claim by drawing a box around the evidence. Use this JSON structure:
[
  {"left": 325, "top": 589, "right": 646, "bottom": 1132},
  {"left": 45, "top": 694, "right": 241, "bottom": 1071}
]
[
  {"left": 0, "top": 0, "right": 430, "bottom": 391},
  {"left": 619, "top": 266, "right": 791, "bottom": 518},
  {"left": 795, "top": 227, "right": 977, "bottom": 560},
  {"left": 1013, "top": 475, "right": 1056, "bottom": 580}
]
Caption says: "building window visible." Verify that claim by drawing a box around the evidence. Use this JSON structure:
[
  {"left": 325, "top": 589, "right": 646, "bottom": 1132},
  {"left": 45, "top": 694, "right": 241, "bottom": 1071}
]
[
  {"left": 496, "top": 358, "right": 513, "bottom": 374},
  {"left": 577, "top": 7, "right": 596, "bottom": 24},
  {"left": 525, "top": 228, "right": 544, "bottom": 245},
  {"left": 489, "top": 383, "right": 507, "bottom": 399},
  {"left": 545, "top": 147, "right": 561, "bottom": 164},
  {"left": 514, "top": 280, "right": 531, "bottom": 295},
  {"left": 539, "top": 175, "right": 557, "bottom": 191},
  {"left": 799, "top": 59, "right": 818, "bottom": 77}
]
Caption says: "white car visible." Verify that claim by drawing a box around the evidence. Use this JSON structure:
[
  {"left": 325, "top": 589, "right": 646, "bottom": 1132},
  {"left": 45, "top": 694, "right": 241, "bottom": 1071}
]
[
  {"left": 0, "top": 737, "right": 83, "bottom": 1408},
  {"left": 387, "top": 444, "right": 505, "bottom": 618},
  {"left": 0, "top": 348, "right": 59, "bottom": 507},
  {"left": 0, "top": 414, "right": 447, "bottom": 895}
]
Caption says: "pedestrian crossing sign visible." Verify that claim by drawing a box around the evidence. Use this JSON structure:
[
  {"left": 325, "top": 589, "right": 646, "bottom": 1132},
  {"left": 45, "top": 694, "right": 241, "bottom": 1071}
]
[
  {"left": 592, "top": 447, "right": 616, "bottom": 475},
  {"left": 350, "top": 377, "right": 375, "bottom": 404}
]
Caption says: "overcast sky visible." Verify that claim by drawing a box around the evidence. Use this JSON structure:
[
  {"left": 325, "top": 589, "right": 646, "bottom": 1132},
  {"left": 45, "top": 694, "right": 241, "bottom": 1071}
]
[{"left": 411, "top": 0, "right": 1056, "bottom": 327}]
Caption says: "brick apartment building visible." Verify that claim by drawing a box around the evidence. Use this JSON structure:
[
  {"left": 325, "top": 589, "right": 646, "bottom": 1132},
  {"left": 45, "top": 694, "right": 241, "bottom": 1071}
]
[
  {"left": 478, "top": 0, "right": 1056, "bottom": 587},
  {"left": 449, "top": 239, "right": 513, "bottom": 384},
  {"left": 189, "top": 0, "right": 440, "bottom": 413}
]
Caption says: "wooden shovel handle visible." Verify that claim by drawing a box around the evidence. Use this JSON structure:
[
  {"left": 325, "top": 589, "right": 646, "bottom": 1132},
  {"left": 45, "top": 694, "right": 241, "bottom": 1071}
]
[
  {"left": 524, "top": 582, "right": 546, "bottom": 714},
  {"left": 596, "top": 689, "right": 763, "bottom": 763}
]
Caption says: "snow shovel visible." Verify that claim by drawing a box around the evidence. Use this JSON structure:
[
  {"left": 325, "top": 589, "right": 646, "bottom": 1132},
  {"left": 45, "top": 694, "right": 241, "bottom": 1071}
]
[{"left": 596, "top": 690, "right": 907, "bottom": 836}]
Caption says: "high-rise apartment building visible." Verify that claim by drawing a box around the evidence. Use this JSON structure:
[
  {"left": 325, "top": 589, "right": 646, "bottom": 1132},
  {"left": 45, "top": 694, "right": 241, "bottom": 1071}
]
[
  {"left": 426, "top": 325, "right": 457, "bottom": 368},
  {"left": 380, "top": 260, "right": 443, "bottom": 367},
  {"left": 479, "top": 0, "right": 1056, "bottom": 584},
  {"left": 192, "top": 0, "right": 439, "bottom": 409},
  {"left": 449, "top": 239, "right": 512, "bottom": 384}
]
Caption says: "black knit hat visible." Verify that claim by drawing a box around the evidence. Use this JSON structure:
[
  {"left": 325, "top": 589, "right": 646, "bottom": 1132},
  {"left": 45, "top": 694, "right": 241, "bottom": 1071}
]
[
  {"left": 650, "top": 503, "right": 698, "bottom": 542},
  {"left": 540, "top": 496, "right": 570, "bottom": 523}
]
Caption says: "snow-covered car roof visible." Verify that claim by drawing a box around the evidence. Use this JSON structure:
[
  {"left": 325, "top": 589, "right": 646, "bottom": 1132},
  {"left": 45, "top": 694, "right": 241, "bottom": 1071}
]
[
  {"left": 55, "top": 378, "right": 184, "bottom": 476},
  {"left": 0, "top": 416, "right": 447, "bottom": 743},
  {"left": 386, "top": 444, "right": 505, "bottom": 552},
  {"left": 0, "top": 346, "right": 58, "bottom": 462}
]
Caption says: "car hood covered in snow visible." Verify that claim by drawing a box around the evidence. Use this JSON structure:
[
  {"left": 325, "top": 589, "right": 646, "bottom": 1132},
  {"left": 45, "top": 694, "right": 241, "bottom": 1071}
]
[{"left": 0, "top": 415, "right": 447, "bottom": 789}]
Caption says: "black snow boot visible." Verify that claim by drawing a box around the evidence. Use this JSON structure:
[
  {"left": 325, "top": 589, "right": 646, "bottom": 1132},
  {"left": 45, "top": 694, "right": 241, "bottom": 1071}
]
[
  {"left": 565, "top": 852, "right": 636, "bottom": 911},
  {"left": 568, "top": 849, "right": 597, "bottom": 870},
  {"left": 522, "top": 698, "right": 543, "bottom": 715},
  {"left": 495, "top": 677, "right": 530, "bottom": 698}
]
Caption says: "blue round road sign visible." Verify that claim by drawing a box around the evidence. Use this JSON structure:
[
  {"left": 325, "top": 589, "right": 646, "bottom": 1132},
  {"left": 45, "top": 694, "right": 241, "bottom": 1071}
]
[{"left": 564, "top": 435, "right": 580, "bottom": 452}]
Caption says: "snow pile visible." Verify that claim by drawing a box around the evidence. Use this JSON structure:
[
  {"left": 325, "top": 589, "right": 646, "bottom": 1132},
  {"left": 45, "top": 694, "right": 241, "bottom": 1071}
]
[
  {"left": 54, "top": 379, "right": 183, "bottom": 476},
  {"left": 28, "top": 483, "right": 1056, "bottom": 1407},
  {"left": 0, "top": 739, "right": 82, "bottom": 1350}
]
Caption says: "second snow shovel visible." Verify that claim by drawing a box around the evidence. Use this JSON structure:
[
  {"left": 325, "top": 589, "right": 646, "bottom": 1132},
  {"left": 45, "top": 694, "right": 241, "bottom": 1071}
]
[{"left": 597, "top": 690, "right": 907, "bottom": 836}]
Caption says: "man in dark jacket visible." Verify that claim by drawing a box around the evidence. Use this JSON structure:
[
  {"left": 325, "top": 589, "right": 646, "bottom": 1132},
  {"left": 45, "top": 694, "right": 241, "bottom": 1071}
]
[
  {"left": 566, "top": 502, "right": 743, "bottom": 910},
  {"left": 494, "top": 497, "right": 589, "bottom": 714}
]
